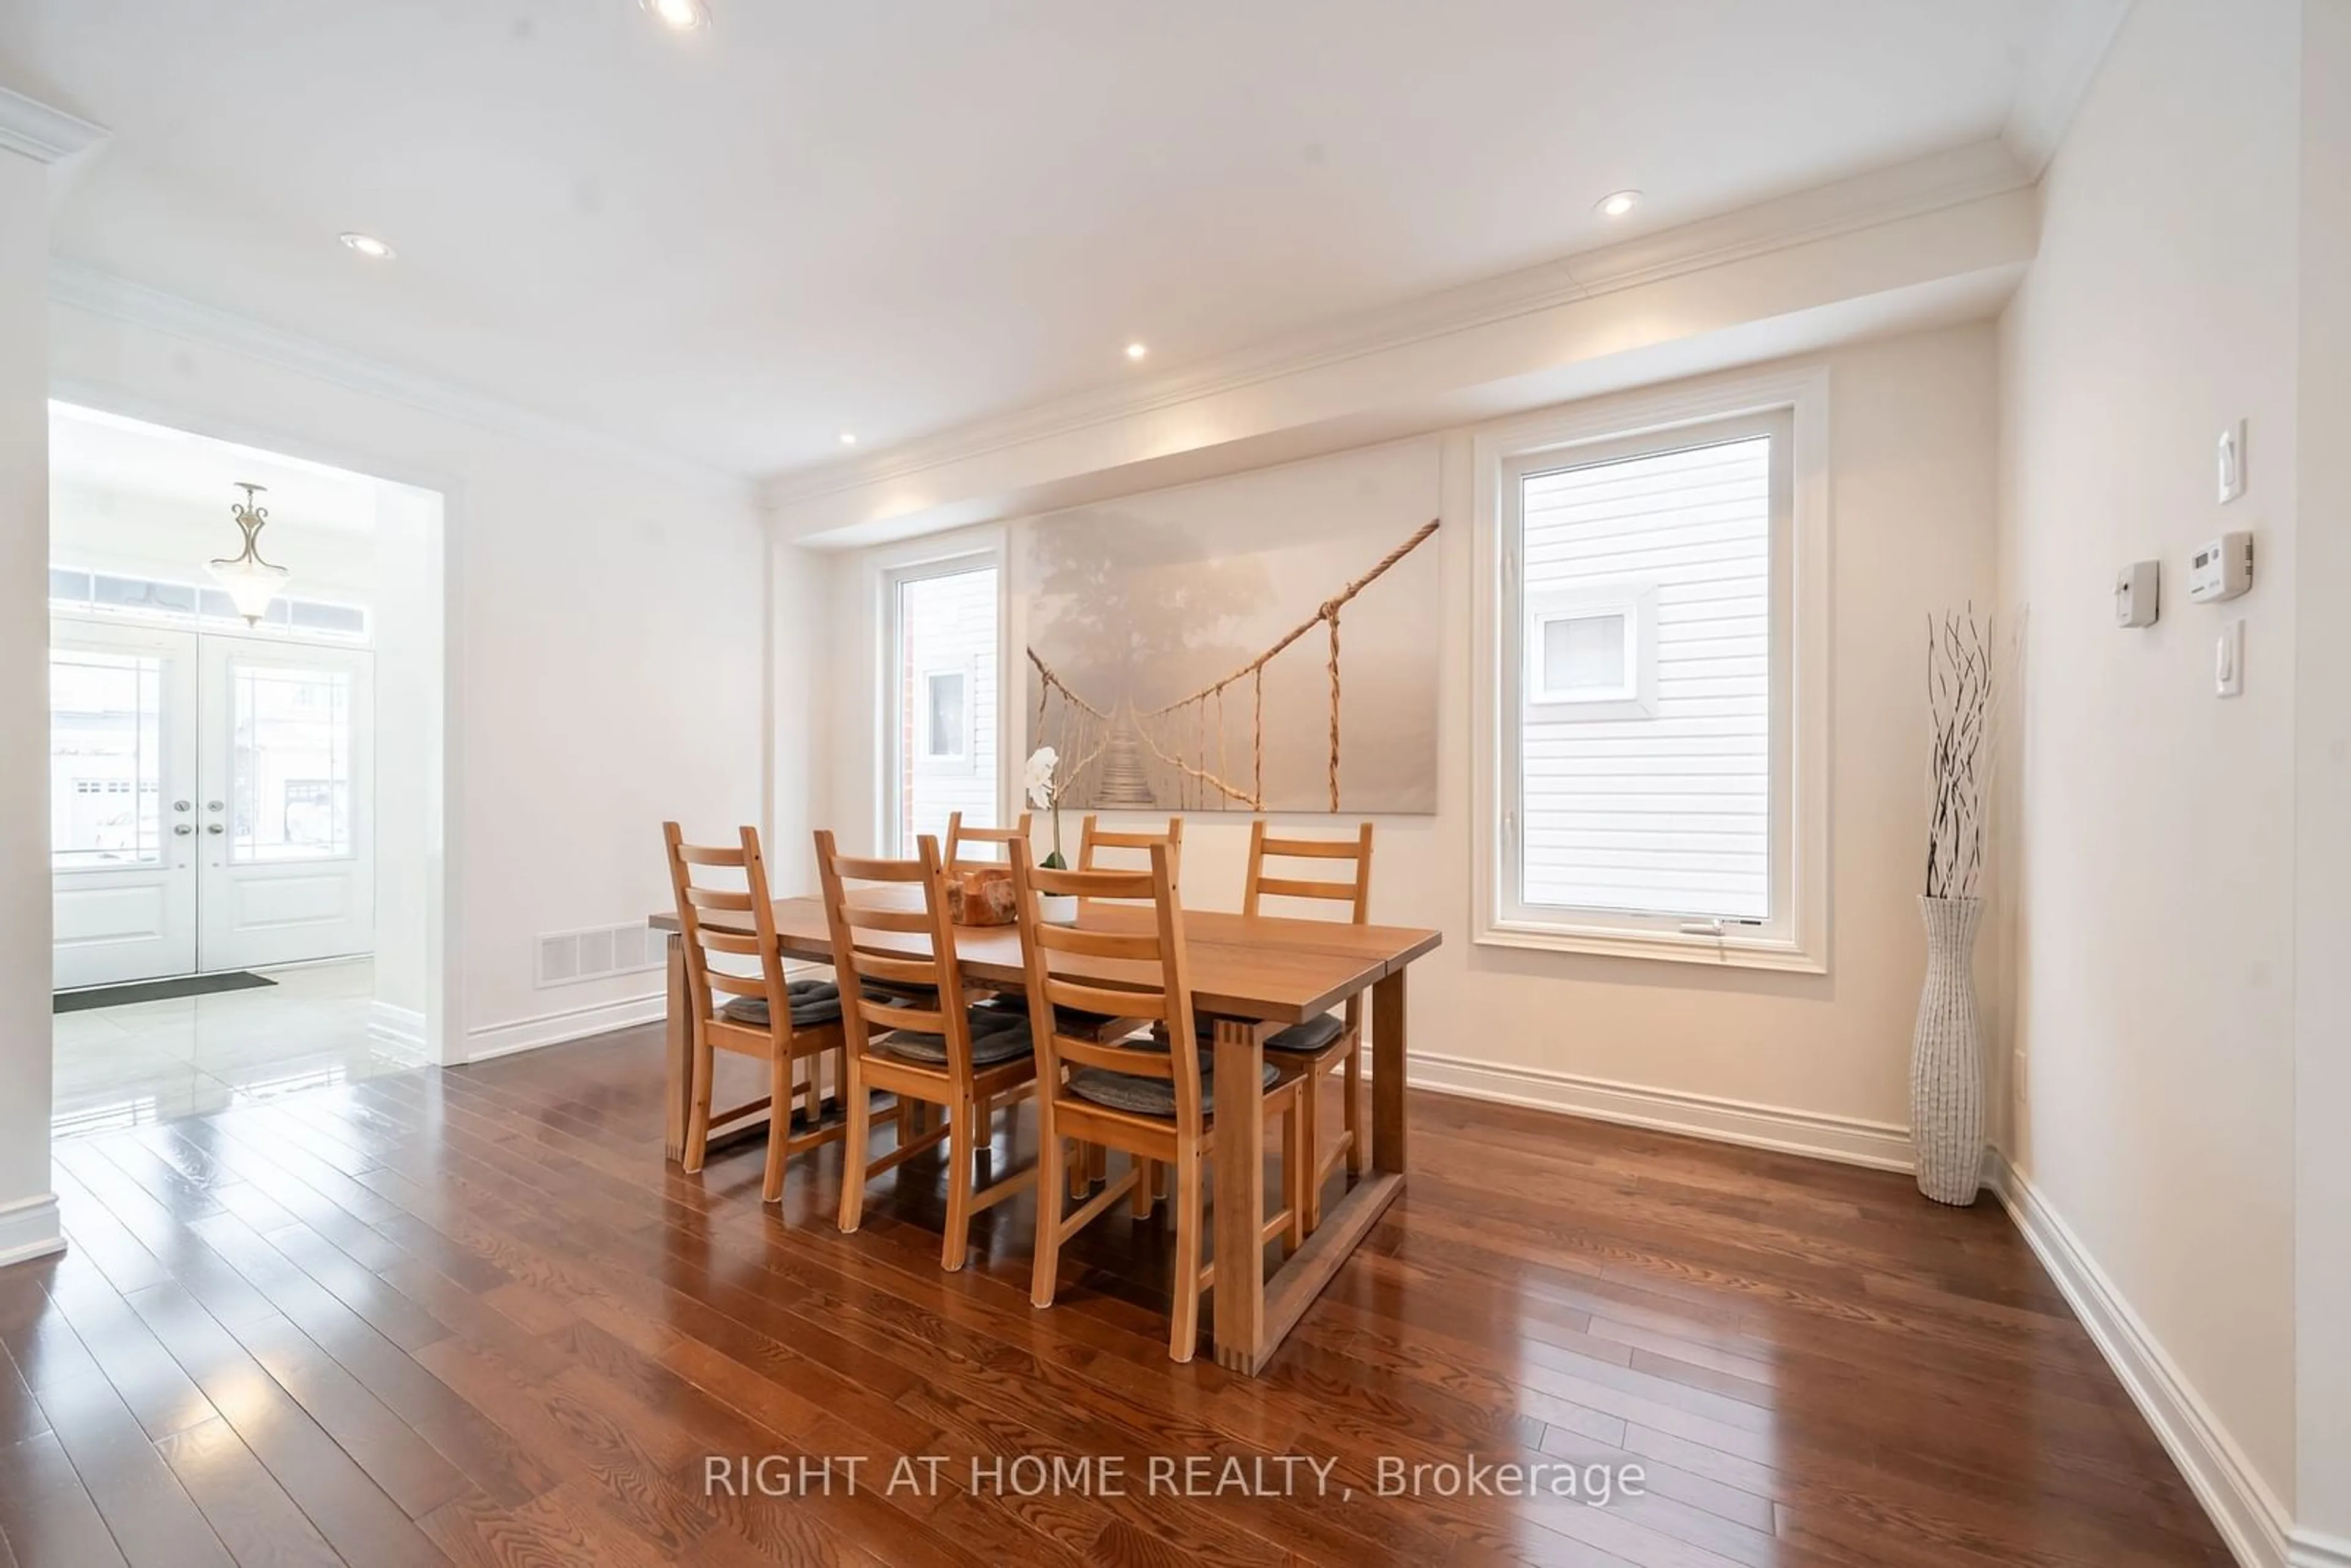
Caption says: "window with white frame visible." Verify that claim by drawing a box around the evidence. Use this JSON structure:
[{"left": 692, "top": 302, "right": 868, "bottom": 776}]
[
  {"left": 1475, "top": 372, "right": 1828, "bottom": 970},
  {"left": 887, "top": 557, "right": 999, "bottom": 852}
]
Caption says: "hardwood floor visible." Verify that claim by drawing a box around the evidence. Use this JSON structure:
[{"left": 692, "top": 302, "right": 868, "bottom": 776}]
[{"left": 1, "top": 1026, "right": 2229, "bottom": 1566}]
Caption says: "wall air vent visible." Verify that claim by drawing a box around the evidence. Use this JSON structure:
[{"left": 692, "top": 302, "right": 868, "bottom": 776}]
[{"left": 536, "top": 921, "right": 663, "bottom": 988}]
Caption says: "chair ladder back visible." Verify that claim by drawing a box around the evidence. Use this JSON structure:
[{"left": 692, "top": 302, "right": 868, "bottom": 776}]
[
  {"left": 1076, "top": 816, "right": 1185, "bottom": 911},
  {"left": 1013, "top": 841, "right": 1204, "bottom": 1130},
  {"left": 1242, "top": 820, "right": 1374, "bottom": 1029},
  {"left": 812, "top": 830, "right": 975, "bottom": 1075},
  {"left": 664, "top": 822, "right": 795, "bottom": 1043},
  {"left": 945, "top": 811, "right": 1034, "bottom": 874}
]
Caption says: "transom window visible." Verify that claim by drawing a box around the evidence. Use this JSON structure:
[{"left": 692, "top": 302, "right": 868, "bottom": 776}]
[{"left": 48, "top": 566, "right": 369, "bottom": 640}]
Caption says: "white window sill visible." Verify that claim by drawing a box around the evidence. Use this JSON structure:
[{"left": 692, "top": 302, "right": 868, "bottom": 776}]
[{"left": 1475, "top": 918, "right": 1828, "bottom": 973}]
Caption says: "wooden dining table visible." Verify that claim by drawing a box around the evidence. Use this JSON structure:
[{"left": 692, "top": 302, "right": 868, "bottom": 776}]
[{"left": 648, "top": 894, "right": 1439, "bottom": 1375}]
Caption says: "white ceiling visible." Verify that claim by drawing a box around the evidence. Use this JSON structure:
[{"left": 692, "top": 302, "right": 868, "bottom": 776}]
[{"left": 4, "top": 2, "right": 2103, "bottom": 479}]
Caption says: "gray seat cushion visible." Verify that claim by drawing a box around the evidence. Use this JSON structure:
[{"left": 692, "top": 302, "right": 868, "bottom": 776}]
[
  {"left": 881, "top": 1008, "right": 1035, "bottom": 1068},
  {"left": 1265, "top": 1012, "right": 1346, "bottom": 1054},
  {"left": 977, "top": 997, "right": 1120, "bottom": 1037},
  {"left": 719, "top": 980, "right": 842, "bottom": 1029},
  {"left": 1194, "top": 1011, "right": 1346, "bottom": 1054},
  {"left": 1065, "top": 1043, "right": 1279, "bottom": 1119}
]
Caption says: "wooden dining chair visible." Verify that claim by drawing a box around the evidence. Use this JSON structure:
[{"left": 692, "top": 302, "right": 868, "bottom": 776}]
[
  {"left": 1011, "top": 839, "right": 1306, "bottom": 1362},
  {"left": 661, "top": 822, "right": 855, "bottom": 1206},
  {"left": 1237, "top": 820, "right": 1375, "bottom": 1236},
  {"left": 1076, "top": 815, "right": 1184, "bottom": 901},
  {"left": 1065, "top": 814, "right": 1189, "bottom": 1192},
  {"left": 816, "top": 830, "right": 1043, "bottom": 1271},
  {"left": 944, "top": 811, "right": 1033, "bottom": 874}
]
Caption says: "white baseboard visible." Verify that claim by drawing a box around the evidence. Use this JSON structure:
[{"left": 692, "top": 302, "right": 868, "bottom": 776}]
[
  {"left": 2295, "top": 1531, "right": 2351, "bottom": 1568},
  {"left": 0, "top": 1193, "right": 64, "bottom": 1270},
  {"left": 463, "top": 992, "right": 666, "bottom": 1063},
  {"left": 366, "top": 1001, "right": 429, "bottom": 1062},
  {"left": 1403, "top": 1050, "right": 1914, "bottom": 1172},
  {"left": 1984, "top": 1151, "right": 2295, "bottom": 1568}
]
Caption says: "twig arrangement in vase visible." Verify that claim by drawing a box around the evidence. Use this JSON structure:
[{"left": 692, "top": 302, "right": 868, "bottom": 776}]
[
  {"left": 1913, "top": 608, "right": 1995, "bottom": 1204},
  {"left": 1023, "top": 746, "right": 1078, "bottom": 923}
]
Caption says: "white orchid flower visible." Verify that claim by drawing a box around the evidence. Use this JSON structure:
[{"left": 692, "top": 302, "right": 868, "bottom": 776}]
[{"left": 1023, "top": 746, "right": 1059, "bottom": 809}]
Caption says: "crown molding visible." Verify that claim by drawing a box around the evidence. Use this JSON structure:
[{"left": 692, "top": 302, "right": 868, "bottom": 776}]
[
  {"left": 47, "top": 261, "right": 746, "bottom": 492},
  {"left": 0, "top": 84, "right": 105, "bottom": 164},
  {"left": 758, "top": 138, "right": 2030, "bottom": 512},
  {"left": 2003, "top": 0, "right": 2135, "bottom": 179}
]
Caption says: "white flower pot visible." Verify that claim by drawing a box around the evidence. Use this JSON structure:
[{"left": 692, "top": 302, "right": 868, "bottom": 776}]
[
  {"left": 1910, "top": 894, "right": 1985, "bottom": 1205},
  {"left": 1039, "top": 893, "right": 1079, "bottom": 926}
]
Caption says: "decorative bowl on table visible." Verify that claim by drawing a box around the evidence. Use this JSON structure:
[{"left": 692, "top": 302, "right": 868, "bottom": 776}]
[{"left": 947, "top": 868, "right": 1017, "bottom": 926}]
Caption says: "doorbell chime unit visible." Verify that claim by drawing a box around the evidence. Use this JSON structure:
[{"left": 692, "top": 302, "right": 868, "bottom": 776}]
[{"left": 2114, "top": 560, "right": 2160, "bottom": 628}]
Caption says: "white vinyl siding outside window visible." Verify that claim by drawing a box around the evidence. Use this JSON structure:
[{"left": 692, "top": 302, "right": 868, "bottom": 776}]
[
  {"left": 1473, "top": 370, "right": 1829, "bottom": 970},
  {"left": 887, "top": 558, "right": 999, "bottom": 853},
  {"left": 1520, "top": 430, "right": 1774, "bottom": 919}
]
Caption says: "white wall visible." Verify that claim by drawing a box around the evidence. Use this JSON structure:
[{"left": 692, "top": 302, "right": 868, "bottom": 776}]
[
  {"left": 49, "top": 302, "right": 768, "bottom": 1059},
  {"left": 1997, "top": 0, "right": 2303, "bottom": 1529},
  {"left": 370, "top": 480, "right": 442, "bottom": 1040},
  {"left": 0, "top": 143, "right": 61, "bottom": 1267},
  {"left": 2294, "top": 0, "right": 2351, "bottom": 1547},
  {"left": 768, "top": 539, "right": 831, "bottom": 899},
  {"left": 819, "top": 323, "right": 1998, "bottom": 1149}
]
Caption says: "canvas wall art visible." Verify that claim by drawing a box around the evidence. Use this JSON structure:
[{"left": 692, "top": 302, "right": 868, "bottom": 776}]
[{"left": 1018, "top": 441, "right": 1441, "bottom": 814}]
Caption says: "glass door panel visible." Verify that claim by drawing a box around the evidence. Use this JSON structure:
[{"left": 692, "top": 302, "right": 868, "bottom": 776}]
[
  {"left": 197, "top": 639, "right": 374, "bottom": 972},
  {"left": 50, "top": 651, "right": 165, "bottom": 868},
  {"left": 50, "top": 621, "right": 200, "bottom": 989},
  {"left": 227, "top": 663, "right": 354, "bottom": 861}
]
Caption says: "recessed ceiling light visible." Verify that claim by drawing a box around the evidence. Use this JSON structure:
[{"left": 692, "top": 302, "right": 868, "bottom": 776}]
[
  {"left": 1595, "top": 189, "right": 1643, "bottom": 220},
  {"left": 838, "top": 432, "right": 857, "bottom": 446},
  {"left": 1125, "top": 342, "right": 1148, "bottom": 361},
  {"left": 338, "top": 231, "right": 396, "bottom": 260},
  {"left": 642, "top": 0, "right": 710, "bottom": 31}
]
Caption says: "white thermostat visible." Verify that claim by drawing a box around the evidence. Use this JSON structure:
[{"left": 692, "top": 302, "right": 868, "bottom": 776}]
[
  {"left": 2189, "top": 531, "right": 2254, "bottom": 602},
  {"left": 2114, "top": 560, "right": 2159, "bottom": 627}
]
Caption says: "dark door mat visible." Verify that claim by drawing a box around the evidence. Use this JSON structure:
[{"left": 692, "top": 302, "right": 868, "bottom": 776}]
[{"left": 55, "top": 971, "right": 278, "bottom": 1013}]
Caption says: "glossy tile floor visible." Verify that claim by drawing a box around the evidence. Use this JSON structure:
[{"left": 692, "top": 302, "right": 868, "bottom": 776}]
[
  {"left": 50, "top": 962, "right": 424, "bottom": 1142},
  {"left": 0, "top": 1027, "right": 2229, "bottom": 1566}
]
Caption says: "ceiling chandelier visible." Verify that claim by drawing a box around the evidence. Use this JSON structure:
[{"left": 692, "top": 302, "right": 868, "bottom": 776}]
[{"left": 209, "top": 481, "right": 291, "bottom": 624}]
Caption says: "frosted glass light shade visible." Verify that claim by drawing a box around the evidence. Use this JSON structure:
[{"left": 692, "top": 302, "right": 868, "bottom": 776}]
[{"left": 209, "top": 556, "right": 290, "bottom": 622}]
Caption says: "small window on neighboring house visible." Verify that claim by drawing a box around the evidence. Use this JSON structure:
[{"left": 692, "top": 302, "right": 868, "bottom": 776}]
[
  {"left": 1543, "top": 613, "right": 1625, "bottom": 695},
  {"left": 924, "top": 669, "right": 969, "bottom": 760},
  {"left": 1527, "top": 585, "right": 1658, "bottom": 715}
]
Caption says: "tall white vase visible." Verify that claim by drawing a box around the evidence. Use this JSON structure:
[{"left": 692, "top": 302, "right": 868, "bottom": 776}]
[{"left": 1910, "top": 894, "right": 1985, "bottom": 1205}]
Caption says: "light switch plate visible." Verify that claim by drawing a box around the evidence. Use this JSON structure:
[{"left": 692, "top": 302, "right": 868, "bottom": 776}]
[
  {"left": 2216, "top": 619, "right": 2245, "bottom": 697},
  {"left": 2218, "top": 420, "right": 2247, "bottom": 503}
]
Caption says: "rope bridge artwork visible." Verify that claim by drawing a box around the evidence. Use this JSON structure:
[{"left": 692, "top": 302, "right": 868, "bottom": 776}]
[{"left": 1028, "top": 517, "right": 1439, "bottom": 814}]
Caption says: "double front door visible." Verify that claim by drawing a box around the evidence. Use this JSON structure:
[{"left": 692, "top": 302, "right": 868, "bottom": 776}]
[{"left": 51, "top": 617, "right": 375, "bottom": 990}]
